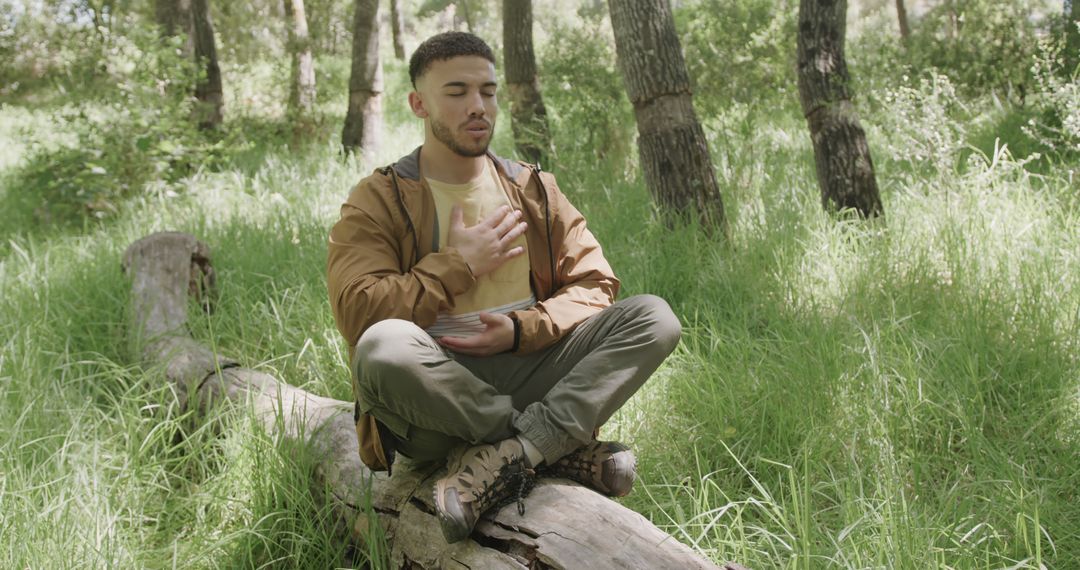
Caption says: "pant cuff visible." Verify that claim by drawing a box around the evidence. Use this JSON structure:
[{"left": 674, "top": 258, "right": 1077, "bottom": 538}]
[{"left": 513, "top": 404, "right": 580, "bottom": 464}]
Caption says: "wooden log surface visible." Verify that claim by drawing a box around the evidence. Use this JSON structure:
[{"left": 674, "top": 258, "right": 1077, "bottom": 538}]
[{"left": 122, "top": 231, "right": 738, "bottom": 570}]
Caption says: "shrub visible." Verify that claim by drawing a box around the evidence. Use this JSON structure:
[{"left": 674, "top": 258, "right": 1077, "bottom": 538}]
[
  {"left": 5, "top": 27, "right": 234, "bottom": 229},
  {"left": 539, "top": 18, "right": 636, "bottom": 172},
  {"left": 866, "top": 71, "right": 969, "bottom": 175},
  {"left": 676, "top": 0, "right": 797, "bottom": 117},
  {"left": 1024, "top": 39, "right": 1080, "bottom": 160},
  {"left": 906, "top": 0, "right": 1045, "bottom": 96}
]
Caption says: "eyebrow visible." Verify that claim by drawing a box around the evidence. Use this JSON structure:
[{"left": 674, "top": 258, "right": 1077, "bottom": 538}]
[{"left": 441, "top": 81, "right": 498, "bottom": 89}]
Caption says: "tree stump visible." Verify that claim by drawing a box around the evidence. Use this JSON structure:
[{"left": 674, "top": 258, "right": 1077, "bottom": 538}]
[{"left": 122, "top": 231, "right": 735, "bottom": 569}]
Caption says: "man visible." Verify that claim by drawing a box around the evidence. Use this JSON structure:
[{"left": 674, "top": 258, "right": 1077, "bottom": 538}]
[{"left": 326, "top": 32, "right": 681, "bottom": 544}]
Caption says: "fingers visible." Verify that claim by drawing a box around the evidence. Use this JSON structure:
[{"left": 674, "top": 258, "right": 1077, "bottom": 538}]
[
  {"left": 451, "top": 205, "right": 464, "bottom": 228},
  {"left": 438, "top": 334, "right": 489, "bottom": 355},
  {"left": 482, "top": 205, "right": 512, "bottom": 228},
  {"left": 492, "top": 208, "right": 521, "bottom": 235},
  {"left": 498, "top": 221, "right": 528, "bottom": 246},
  {"left": 438, "top": 335, "right": 479, "bottom": 349}
]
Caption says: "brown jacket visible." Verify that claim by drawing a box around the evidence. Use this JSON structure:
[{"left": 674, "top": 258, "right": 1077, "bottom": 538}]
[{"left": 326, "top": 146, "right": 619, "bottom": 469}]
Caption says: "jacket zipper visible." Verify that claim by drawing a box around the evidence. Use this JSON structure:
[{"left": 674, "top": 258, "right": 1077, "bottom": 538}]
[
  {"left": 384, "top": 166, "right": 420, "bottom": 269},
  {"left": 530, "top": 164, "right": 557, "bottom": 299}
]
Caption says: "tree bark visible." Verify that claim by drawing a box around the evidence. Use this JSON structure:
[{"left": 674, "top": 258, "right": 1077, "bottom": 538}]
[
  {"left": 342, "top": 0, "right": 383, "bottom": 159},
  {"left": 503, "top": 0, "right": 552, "bottom": 164},
  {"left": 284, "top": 0, "right": 317, "bottom": 120},
  {"left": 796, "top": 0, "right": 883, "bottom": 218},
  {"left": 120, "top": 231, "right": 732, "bottom": 570},
  {"left": 608, "top": 0, "right": 726, "bottom": 233},
  {"left": 895, "top": 0, "right": 910, "bottom": 44},
  {"left": 191, "top": 0, "right": 223, "bottom": 129},
  {"left": 390, "top": 0, "right": 407, "bottom": 60}
]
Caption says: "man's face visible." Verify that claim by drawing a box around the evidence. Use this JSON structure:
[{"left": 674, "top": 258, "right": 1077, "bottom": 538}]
[{"left": 411, "top": 56, "right": 498, "bottom": 158}]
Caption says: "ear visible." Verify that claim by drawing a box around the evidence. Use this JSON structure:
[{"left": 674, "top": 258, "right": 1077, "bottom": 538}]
[{"left": 408, "top": 91, "right": 428, "bottom": 119}]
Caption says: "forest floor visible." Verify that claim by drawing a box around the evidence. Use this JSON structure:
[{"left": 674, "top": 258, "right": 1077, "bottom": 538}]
[{"left": 1, "top": 57, "right": 1079, "bottom": 569}]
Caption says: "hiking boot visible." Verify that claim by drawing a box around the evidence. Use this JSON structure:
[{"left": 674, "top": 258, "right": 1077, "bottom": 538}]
[
  {"left": 433, "top": 438, "right": 537, "bottom": 543},
  {"left": 540, "top": 440, "right": 636, "bottom": 497}
]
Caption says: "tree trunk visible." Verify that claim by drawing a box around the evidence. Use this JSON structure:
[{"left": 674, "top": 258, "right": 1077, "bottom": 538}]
[
  {"left": 895, "top": 0, "right": 910, "bottom": 44},
  {"left": 342, "top": 0, "right": 383, "bottom": 159},
  {"left": 1067, "top": 0, "right": 1079, "bottom": 74},
  {"left": 390, "top": 0, "right": 407, "bottom": 60},
  {"left": 154, "top": 0, "right": 193, "bottom": 55},
  {"left": 120, "top": 232, "right": 733, "bottom": 570},
  {"left": 503, "top": 0, "right": 552, "bottom": 164},
  {"left": 796, "top": 0, "right": 883, "bottom": 218},
  {"left": 608, "top": 0, "right": 726, "bottom": 233},
  {"left": 284, "top": 0, "right": 317, "bottom": 120},
  {"left": 945, "top": 0, "right": 957, "bottom": 40},
  {"left": 191, "top": 0, "right": 223, "bottom": 129},
  {"left": 460, "top": 1, "right": 476, "bottom": 33}
]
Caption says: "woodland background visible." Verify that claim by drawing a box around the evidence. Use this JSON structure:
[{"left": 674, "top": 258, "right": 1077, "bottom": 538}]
[{"left": 1, "top": 0, "right": 1079, "bottom": 567}]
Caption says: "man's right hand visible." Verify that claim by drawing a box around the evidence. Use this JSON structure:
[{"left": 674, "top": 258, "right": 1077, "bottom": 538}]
[{"left": 447, "top": 205, "right": 528, "bottom": 277}]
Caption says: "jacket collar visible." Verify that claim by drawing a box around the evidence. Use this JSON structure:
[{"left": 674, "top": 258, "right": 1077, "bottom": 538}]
[{"left": 390, "top": 146, "right": 532, "bottom": 187}]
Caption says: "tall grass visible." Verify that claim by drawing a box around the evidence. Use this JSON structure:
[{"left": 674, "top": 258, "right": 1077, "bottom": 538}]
[{"left": 2, "top": 52, "right": 1078, "bottom": 569}]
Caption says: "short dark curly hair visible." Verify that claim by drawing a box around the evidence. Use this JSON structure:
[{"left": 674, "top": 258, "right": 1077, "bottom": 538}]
[{"left": 409, "top": 32, "right": 496, "bottom": 88}]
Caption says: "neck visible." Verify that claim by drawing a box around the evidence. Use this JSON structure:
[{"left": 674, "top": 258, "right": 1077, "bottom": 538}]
[{"left": 419, "top": 139, "right": 486, "bottom": 184}]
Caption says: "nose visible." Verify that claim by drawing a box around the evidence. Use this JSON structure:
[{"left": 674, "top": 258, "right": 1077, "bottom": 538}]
[{"left": 466, "top": 90, "right": 485, "bottom": 118}]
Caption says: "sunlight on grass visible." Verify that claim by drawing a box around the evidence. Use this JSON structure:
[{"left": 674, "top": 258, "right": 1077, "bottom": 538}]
[{"left": 2, "top": 39, "right": 1079, "bottom": 570}]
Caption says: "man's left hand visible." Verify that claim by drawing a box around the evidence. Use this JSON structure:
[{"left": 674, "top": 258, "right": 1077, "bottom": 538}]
[{"left": 437, "top": 312, "right": 515, "bottom": 356}]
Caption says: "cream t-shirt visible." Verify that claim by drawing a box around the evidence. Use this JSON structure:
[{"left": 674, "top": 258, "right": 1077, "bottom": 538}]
[{"left": 425, "top": 158, "right": 534, "bottom": 337}]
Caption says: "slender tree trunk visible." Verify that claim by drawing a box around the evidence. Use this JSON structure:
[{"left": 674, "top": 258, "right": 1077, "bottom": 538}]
[
  {"left": 796, "top": 0, "right": 883, "bottom": 218},
  {"left": 503, "top": 0, "right": 552, "bottom": 164},
  {"left": 461, "top": 1, "right": 475, "bottom": 33},
  {"left": 191, "top": 0, "right": 223, "bottom": 129},
  {"left": 1067, "top": 0, "right": 1079, "bottom": 74},
  {"left": 284, "top": 0, "right": 317, "bottom": 120},
  {"left": 895, "top": 0, "right": 910, "bottom": 44},
  {"left": 608, "top": 0, "right": 726, "bottom": 232},
  {"left": 153, "top": 0, "right": 193, "bottom": 55},
  {"left": 342, "top": 0, "right": 383, "bottom": 158},
  {"left": 390, "top": 0, "right": 406, "bottom": 60},
  {"left": 945, "top": 0, "right": 957, "bottom": 40}
]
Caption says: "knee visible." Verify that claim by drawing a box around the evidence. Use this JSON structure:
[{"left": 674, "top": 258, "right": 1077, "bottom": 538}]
[
  {"left": 624, "top": 294, "right": 682, "bottom": 355},
  {"left": 353, "top": 319, "right": 424, "bottom": 391}
]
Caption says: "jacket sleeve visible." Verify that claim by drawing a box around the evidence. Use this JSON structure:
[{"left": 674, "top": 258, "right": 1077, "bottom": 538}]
[
  {"left": 508, "top": 172, "right": 620, "bottom": 354},
  {"left": 327, "top": 181, "right": 476, "bottom": 348}
]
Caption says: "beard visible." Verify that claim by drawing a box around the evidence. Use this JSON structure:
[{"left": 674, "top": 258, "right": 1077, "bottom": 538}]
[{"left": 430, "top": 116, "right": 492, "bottom": 158}]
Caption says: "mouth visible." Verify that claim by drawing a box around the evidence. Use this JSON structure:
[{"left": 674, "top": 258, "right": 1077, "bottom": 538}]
[{"left": 463, "top": 121, "right": 490, "bottom": 136}]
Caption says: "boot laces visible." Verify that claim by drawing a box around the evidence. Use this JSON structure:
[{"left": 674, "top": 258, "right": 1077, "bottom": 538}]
[{"left": 479, "top": 458, "right": 536, "bottom": 516}]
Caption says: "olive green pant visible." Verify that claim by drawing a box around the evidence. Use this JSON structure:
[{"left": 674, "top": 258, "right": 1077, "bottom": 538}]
[{"left": 351, "top": 294, "right": 680, "bottom": 465}]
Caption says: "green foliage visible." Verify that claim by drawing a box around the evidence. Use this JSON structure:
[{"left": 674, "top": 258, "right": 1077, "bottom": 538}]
[
  {"left": 866, "top": 71, "right": 969, "bottom": 174},
  {"left": 2, "top": 2, "right": 1079, "bottom": 568},
  {"left": 1024, "top": 39, "right": 1080, "bottom": 159},
  {"left": 675, "top": 0, "right": 797, "bottom": 116},
  {"left": 906, "top": 0, "right": 1046, "bottom": 94},
  {"left": 539, "top": 18, "right": 635, "bottom": 171},
  {"left": 1, "top": 29, "right": 234, "bottom": 232},
  {"left": 0, "top": 1, "right": 110, "bottom": 102}
]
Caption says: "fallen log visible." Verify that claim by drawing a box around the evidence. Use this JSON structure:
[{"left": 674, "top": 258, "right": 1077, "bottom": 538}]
[{"left": 122, "top": 231, "right": 736, "bottom": 570}]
